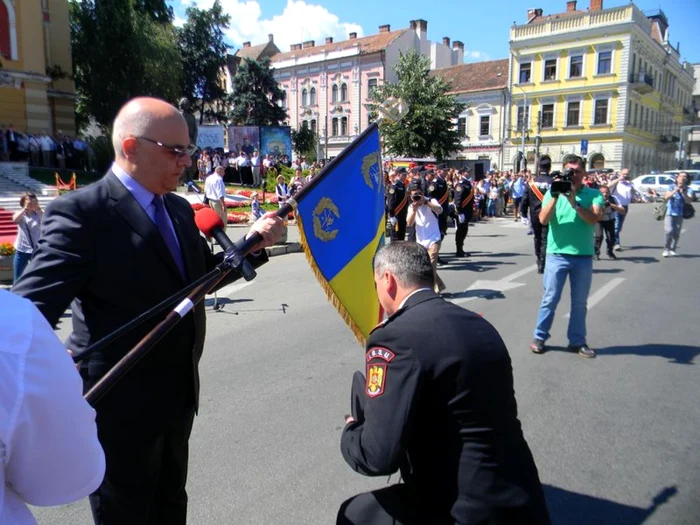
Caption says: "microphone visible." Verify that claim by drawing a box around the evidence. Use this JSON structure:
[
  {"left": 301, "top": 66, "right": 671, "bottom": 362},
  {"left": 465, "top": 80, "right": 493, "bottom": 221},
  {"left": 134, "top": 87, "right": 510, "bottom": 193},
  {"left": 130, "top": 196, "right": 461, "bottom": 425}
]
[
  {"left": 194, "top": 207, "right": 257, "bottom": 281},
  {"left": 186, "top": 180, "right": 202, "bottom": 193}
]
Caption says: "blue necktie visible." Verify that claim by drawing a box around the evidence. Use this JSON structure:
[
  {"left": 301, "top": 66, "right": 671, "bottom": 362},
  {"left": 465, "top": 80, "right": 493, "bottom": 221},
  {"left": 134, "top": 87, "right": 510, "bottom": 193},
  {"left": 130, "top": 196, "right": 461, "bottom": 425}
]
[{"left": 153, "top": 195, "right": 186, "bottom": 279}]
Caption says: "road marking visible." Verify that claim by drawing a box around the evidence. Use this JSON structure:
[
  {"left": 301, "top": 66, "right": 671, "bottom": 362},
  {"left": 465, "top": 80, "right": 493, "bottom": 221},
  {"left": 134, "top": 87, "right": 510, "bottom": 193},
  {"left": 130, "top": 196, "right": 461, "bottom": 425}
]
[
  {"left": 681, "top": 228, "right": 687, "bottom": 234},
  {"left": 564, "top": 277, "right": 625, "bottom": 318},
  {"left": 215, "top": 280, "right": 255, "bottom": 297},
  {"left": 450, "top": 265, "right": 537, "bottom": 305}
]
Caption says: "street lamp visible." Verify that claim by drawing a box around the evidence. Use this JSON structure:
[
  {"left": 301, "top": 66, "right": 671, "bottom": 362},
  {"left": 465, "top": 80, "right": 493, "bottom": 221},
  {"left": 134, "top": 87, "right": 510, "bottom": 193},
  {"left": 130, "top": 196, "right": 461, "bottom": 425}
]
[{"left": 514, "top": 84, "right": 528, "bottom": 172}]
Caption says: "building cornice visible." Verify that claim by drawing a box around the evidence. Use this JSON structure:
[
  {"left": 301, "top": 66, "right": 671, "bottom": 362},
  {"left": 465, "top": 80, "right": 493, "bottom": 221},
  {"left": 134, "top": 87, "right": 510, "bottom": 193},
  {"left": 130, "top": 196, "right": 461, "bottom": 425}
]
[{"left": 0, "top": 68, "right": 51, "bottom": 85}]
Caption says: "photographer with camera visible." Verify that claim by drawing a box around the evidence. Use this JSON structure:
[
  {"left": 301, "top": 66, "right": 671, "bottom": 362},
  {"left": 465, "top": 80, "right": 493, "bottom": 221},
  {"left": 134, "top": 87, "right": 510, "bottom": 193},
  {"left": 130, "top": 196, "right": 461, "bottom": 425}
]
[
  {"left": 594, "top": 185, "right": 625, "bottom": 261},
  {"left": 407, "top": 185, "right": 446, "bottom": 293},
  {"left": 520, "top": 157, "right": 554, "bottom": 273},
  {"left": 530, "top": 156, "right": 604, "bottom": 358},
  {"left": 662, "top": 172, "right": 692, "bottom": 257}
]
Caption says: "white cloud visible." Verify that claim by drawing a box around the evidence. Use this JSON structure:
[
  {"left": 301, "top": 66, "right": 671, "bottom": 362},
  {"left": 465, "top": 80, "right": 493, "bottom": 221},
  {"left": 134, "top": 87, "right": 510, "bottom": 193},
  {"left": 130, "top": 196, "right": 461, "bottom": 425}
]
[
  {"left": 463, "top": 49, "right": 491, "bottom": 63},
  {"left": 173, "top": 16, "right": 186, "bottom": 27},
  {"left": 179, "top": 0, "right": 363, "bottom": 53}
]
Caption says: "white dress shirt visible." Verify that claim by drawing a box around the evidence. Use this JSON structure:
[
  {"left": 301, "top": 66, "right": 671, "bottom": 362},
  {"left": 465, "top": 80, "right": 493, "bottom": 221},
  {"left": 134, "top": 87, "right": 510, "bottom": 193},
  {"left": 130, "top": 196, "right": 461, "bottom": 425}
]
[
  {"left": 0, "top": 291, "right": 105, "bottom": 525},
  {"left": 613, "top": 180, "right": 633, "bottom": 206},
  {"left": 204, "top": 172, "right": 226, "bottom": 201},
  {"left": 413, "top": 199, "right": 442, "bottom": 249}
]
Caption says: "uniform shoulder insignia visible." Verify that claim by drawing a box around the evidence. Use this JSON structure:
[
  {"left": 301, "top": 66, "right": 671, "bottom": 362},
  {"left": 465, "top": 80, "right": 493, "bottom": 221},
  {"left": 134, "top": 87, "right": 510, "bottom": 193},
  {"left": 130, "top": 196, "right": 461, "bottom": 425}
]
[
  {"left": 389, "top": 188, "right": 395, "bottom": 194},
  {"left": 455, "top": 185, "right": 462, "bottom": 192},
  {"left": 428, "top": 185, "right": 435, "bottom": 192},
  {"left": 366, "top": 362, "right": 386, "bottom": 398},
  {"left": 366, "top": 346, "right": 396, "bottom": 363}
]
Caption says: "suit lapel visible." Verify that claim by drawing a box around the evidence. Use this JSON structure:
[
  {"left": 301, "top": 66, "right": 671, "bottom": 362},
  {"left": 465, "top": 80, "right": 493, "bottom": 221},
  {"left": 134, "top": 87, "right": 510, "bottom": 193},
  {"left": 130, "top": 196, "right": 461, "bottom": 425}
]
[{"left": 106, "top": 172, "right": 186, "bottom": 283}]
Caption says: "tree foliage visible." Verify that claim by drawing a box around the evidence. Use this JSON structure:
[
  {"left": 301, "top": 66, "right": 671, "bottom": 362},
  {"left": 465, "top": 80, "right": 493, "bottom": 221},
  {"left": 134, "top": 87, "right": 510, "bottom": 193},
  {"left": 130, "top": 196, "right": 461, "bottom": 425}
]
[
  {"left": 70, "top": 0, "right": 182, "bottom": 131},
  {"left": 133, "top": 0, "right": 173, "bottom": 23},
  {"left": 291, "top": 126, "right": 317, "bottom": 161},
  {"left": 229, "top": 57, "right": 287, "bottom": 126},
  {"left": 367, "top": 50, "right": 466, "bottom": 161},
  {"left": 178, "top": 0, "right": 230, "bottom": 124}
]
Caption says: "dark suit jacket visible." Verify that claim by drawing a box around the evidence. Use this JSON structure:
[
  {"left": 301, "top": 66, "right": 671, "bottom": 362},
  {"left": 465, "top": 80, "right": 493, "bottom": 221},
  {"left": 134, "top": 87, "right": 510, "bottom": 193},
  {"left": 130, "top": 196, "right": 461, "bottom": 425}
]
[
  {"left": 341, "top": 291, "right": 550, "bottom": 524},
  {"left": 12, "top": 171, "right": 266, "bottom": 435}
]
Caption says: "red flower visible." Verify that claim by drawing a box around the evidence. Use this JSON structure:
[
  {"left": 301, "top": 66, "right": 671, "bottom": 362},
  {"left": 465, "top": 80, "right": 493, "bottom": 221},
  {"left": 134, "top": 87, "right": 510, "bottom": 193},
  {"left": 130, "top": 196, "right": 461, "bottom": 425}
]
[{"left": 227, "top": 212, "right": 249, "bottom": 224}]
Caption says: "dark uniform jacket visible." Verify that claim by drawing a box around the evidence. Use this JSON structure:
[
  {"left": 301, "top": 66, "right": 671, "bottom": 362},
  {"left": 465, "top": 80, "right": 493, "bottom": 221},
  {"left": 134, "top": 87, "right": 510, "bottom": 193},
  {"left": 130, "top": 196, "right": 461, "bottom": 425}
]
[
  {"left": 428, "top": 175, "right": 450, "bottom": 215},
  {"left": 520, "top": 174, "right": 553, "bottom": 223},
  {"left": 452, "top": 177, "right": 475, "bottom": 219},
  {"left": 341, "top": 290, "right": 550, "bottom": 525},
  {"left": 387, "top": 180, "right": 408, "bottom": 219}
]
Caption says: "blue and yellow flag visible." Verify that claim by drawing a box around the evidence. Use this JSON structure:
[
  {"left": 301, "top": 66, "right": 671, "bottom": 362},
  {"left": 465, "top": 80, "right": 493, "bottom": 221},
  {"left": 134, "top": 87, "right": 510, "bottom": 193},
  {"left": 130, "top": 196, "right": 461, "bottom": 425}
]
[{"left": 296, "top": 125, "right": 385, "bottom": 346}]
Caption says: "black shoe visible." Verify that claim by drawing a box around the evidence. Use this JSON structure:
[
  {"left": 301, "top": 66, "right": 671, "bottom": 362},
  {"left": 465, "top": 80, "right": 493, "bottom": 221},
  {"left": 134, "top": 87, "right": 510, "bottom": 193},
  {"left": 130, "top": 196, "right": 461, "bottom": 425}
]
[
  {"left": 569, "top": 344, "right": 596, "bottom": 358},
  {"left": 438, "top": 258, "right": 446, "bottom": 265},
  {"left": 530, "top": 339, "right": 545, "bottom": 354},
  {"left": 594, "top": 254, "right": 600, "bottom": 261},
  {"left": 607, "top": 252, "right": 617, "bottom": 260},
  {"left": 455, "top": 251, "right": 465, "bottom": 257}
]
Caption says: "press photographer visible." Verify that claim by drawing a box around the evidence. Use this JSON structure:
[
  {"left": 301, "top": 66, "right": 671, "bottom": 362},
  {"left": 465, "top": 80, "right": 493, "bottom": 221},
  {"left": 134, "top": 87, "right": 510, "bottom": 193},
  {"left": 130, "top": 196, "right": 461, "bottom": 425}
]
[
  {"left": 406, "top": 186, "right": 446, "bottom": 293},
  {"left": 530, "top": 156, "right": 604, "bottom": 358},
  {"left": 595, "top": 185, "right": 625, "bottom": 260}
]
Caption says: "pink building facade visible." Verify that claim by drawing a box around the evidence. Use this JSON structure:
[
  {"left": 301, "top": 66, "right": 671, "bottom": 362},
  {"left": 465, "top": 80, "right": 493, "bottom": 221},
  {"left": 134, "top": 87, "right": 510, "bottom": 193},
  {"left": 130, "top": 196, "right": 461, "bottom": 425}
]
[{"left": 270, "top": 20, "right": 465, "bottom": 159}]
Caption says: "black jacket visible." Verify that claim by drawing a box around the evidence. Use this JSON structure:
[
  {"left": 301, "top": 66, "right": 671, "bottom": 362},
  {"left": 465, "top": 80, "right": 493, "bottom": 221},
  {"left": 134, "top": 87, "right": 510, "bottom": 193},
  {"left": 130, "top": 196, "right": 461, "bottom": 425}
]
[
  {"left": 520, "top": 174, "right": 553, "bottom": 222},
  {"left": 341, "top": 290, "right": 550, "bottom": 524}
]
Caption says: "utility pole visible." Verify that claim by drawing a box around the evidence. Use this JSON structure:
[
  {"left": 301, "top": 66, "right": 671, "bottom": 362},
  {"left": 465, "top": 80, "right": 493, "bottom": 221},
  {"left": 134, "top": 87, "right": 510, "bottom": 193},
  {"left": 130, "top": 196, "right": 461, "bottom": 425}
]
[
  {"left": 520, "top": 93, "right": 527, "bottom": 172},
  {"left": 535, "top": 110, "right": 542, "bottom": 160}
]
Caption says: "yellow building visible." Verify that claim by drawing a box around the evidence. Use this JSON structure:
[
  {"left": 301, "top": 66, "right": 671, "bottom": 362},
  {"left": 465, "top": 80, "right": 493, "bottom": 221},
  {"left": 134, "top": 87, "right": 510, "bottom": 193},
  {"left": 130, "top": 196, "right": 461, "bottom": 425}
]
[
  {"left": 0, "top": 0, "right": 76, "bottom": 136},
  {"left": 506, "top": 0, "right": 695, "bottom": 173}
]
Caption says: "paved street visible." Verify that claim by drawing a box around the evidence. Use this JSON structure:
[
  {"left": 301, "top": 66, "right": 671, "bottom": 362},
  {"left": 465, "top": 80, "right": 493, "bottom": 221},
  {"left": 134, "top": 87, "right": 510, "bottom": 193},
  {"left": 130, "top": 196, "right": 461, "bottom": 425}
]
[{"left": 33, "top": 204, "right": 699, "bottom": 525}]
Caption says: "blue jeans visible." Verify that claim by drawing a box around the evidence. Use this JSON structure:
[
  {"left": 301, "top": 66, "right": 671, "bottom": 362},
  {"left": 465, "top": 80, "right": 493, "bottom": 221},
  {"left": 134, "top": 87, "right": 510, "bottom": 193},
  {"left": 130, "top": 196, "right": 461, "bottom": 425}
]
[
  {"left": 613, "top": 206, "right": 628, "bottom": 245},
  {"left": 534, "top": 253, "right": 593, "bottom": 347},
  {"left": 487, "top": 199, "right": 497, "bottom": 217},
  {"left": 13, "top": 250, "right": 32, "bottom": 283}
]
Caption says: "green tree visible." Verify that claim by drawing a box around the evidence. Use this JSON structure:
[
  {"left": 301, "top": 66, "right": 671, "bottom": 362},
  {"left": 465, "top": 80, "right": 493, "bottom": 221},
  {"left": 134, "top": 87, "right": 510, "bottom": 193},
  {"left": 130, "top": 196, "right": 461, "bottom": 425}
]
[
  {"left": 367, "top": 50, "right": 466, "bottom": 161},
  {"left": 133, "top": 0, "right": 173, "bottom": 23},
  {"left": 70, "top": 0, "right": 182, "bottom": 131},
  {"left": 178, "top": 0, "right": 230, "bottom": 124},
  {"left": 229, "top": 57, "right": 287, "bottom": 126},
  {"left": 291, "top": 126, "right": 317, "bottom": 162}
]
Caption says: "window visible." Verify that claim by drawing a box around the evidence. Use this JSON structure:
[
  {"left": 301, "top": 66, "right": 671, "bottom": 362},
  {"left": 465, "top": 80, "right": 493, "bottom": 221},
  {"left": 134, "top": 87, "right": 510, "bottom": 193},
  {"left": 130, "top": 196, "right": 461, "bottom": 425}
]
[
  {"left": 279, "top": 91, "right": 287, "bottom": 109},
  {"left": 544, "top": 59, "right": 557, "bottom": 81},
  {"left": 367, "top": 78, "right": 378, "bottom": 98},
  {"left": 331, "top": 118, "right": 338, "bottom": 136},
  {"left": 594, "top": 99, "right": 608, "bottom": 125},
  {"left": 516, "top": 105, "right": 530, "bottom": 130},
  {"left": 597, "top": 50, "right": 612, "bottom": 75},
  {"left": 311, "top": 119, "right": 317, "bottom": 133},
  {"left": 457, "top": 117, "right": 466, "bottom": 137},
  {"left": 641, "top": 176, "right": 655, "bottom": 185},
  {"left": 341, "top": 117, "right": 348, "bottom": 136},
  {"left": 0, "top": 0, "right": 15, "bottom": 59},
  {"left": 301, "top": 88, "right": 308, "bottom": 107},
  {"left": 479, "top": 116, "right": 490, "bottom": 136},
  {"left": 519, "top": 62, "right": 531, "bottom": 83},
  {"left": 309, "top": 87, "right": 316, "bottom": 106},
  {"left": 569, "top": 55, "right": 583, "bottom": 78},
  {"left": 541, "top": 104, "right": 554, "bottom": 128},
  {"left": 302, "top": 121, "right": 309, "bottom": 129},
  {"left": 341, "top": 83, "right": 348, "bottom": 102},
  {"left": 566, "top": 101, "right": 580, "bottom": 127},
  {"left": 631, "top": 53, "right": 636, "bottom": 75},
  {"left": 626, "top": 101, "right": 631, "bottom": 125},
  {"left": 331, "top": 85, "right": 338, "bottom": 103}
]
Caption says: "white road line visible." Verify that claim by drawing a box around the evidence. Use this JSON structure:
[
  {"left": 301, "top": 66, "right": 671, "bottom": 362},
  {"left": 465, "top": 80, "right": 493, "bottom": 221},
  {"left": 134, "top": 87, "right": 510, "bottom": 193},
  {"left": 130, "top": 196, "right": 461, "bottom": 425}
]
[
  {"left": 502, "top": 264, "right": 538, "bottom": 282},
  {"left": 681, "top": 228, "right": 687, "bottom": 235},
  {"left": 564, "top": 277, "right": 625, "bottom": 318},
  {"left": 449, "top": 265, "right": 537, "bottom": 305},
  {"left": 215, "top": 280, "right": 255, "bottom": 297}
]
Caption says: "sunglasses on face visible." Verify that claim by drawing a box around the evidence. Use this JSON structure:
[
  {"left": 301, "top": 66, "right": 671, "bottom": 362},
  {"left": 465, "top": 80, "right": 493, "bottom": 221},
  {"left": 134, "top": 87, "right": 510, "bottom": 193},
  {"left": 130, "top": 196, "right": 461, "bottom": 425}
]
[{"left": 137, "top": 137, "right": 199, "bottom": 158}]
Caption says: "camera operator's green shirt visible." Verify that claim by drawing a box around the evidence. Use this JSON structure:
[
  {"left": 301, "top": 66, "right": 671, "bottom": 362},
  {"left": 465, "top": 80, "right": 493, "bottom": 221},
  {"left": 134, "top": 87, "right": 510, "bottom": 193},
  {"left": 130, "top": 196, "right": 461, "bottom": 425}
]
[{"left": 542, "top": 186, "right": 604, "bottom": 256}]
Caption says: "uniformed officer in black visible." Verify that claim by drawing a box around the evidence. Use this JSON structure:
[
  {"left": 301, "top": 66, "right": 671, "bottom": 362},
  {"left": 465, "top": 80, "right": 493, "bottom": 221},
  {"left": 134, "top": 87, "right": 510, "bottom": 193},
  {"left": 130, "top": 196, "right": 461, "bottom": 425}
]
[
  {"left": 520, "top": 157, "right": 554, "bottom": 273},
  {"left": 386, "top": 168, "right": 409, "bottom": 241},
  {"left": 428, "top": 167, "right": 449, "bottom": 238},
  {"left": 337, "top": 242, "right": 551, "bottom": 525},
  {"left": 453, "top": 168, "right": 475, "bottom": 257}
]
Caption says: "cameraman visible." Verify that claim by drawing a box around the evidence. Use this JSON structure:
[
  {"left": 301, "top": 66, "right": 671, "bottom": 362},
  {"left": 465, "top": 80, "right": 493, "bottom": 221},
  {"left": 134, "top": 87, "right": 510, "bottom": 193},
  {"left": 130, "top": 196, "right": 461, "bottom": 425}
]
[
  {"left": 594, "top": 185, "right": 625, "bottom": 260},
  {"left": 520, "top": 157, "right": 553, "bottom": 273},
  {"left": 407, "top": 185, "right": 446, "bottom": 293},
  {"left": 530, "top": 156, "right": 604, "bottom": 358}
]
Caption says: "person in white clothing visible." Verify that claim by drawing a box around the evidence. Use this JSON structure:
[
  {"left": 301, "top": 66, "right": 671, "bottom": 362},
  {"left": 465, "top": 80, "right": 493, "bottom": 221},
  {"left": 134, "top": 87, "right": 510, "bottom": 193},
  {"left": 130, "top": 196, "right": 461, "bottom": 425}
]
[
  {"left": 0, "top": 290, "right": 105, "bottom": 525},
  {"left": 407, "top": 186, "right": 446, "bottom": 293},
  {"left": 275, "top": 174, "right": 290, "bottom": 209},
  {"left": 609, "top": 168, "right": 634, "bottom": 251},
  {"left": 204, "top": 166, "right": 228, "bottom": 226},
  {"left": 251, "top": 150, "right": 261, "bottom": 187}
]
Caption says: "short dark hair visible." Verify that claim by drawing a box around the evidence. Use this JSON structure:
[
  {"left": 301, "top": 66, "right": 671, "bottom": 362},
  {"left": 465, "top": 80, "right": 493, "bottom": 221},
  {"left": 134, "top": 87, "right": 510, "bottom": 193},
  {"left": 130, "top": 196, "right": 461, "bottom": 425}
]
[
  {"left": 538, "top": 156, "right": 551, "bottom": 172},
  {"left": 373, "top": 242, "right": 434, "bottom": 289},
  {"left": 564, "top": 155, "right": 585, "bottom": 171},
  {"left": 19, "top": 192, "right": 37, "bottom": 208}
]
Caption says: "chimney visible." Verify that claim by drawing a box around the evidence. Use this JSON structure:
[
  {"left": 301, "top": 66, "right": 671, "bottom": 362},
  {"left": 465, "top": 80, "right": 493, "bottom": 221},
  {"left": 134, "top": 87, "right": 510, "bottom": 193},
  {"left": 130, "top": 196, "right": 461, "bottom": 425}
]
[
  {"left": 589, "top": 0, "right": 602, "bottom": 11},
  {"left": 268, "top": 34, "right": 274, "bottom": 42},
  {"left": 290, "top": 43, "right": 302, "bottom": 51},
  {"left": 325, "top": 37, "right": 334, "bottom": 44},
  {"left": 566, "top": 1, "right": 577, "bottom": 11},
  {"left": 452, "top": 40, "right": 464, "bottom": 63},
  {"left": 302, "top": 40, "right": 315, "bottom": 49},
  {"left": 409, "top": 20, "right": 417, "bottom": 30},
  {"left": 349, "top": 32, "right": 357, "bottom": 39},
  {"left": 243, "top": 42, "right": 251, "bottom": 48},
  {"left": 379, "top": 24, "right": 391, "bottom": 33},
  {"left": 411, "top": 19, "right": 427, "bottom": 40},
  {"left": 442, "top": 37, "right": 450, "bottom": 47}
]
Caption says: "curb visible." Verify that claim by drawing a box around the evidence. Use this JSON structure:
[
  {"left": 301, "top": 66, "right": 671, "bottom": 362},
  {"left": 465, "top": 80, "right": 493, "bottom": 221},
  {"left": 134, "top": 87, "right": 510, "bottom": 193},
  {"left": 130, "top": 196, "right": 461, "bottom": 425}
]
[{"left": 265, "top": 242, "right": 303, "bottom": 257}]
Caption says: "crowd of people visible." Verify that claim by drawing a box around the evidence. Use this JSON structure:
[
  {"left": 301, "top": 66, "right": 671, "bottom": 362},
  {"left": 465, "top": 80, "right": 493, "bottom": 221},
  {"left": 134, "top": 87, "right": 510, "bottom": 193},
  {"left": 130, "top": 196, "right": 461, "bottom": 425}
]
[{"left": 1, "top": 123, "right": 91, "bottom": 171}]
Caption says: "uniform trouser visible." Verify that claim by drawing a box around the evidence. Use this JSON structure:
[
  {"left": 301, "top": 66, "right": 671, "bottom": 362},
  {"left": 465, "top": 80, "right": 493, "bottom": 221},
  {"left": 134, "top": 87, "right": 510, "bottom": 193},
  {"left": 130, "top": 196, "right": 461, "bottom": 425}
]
[
  {"left": 438, "top": 210, "right": 448, "bottom": 237},
  {"left": 455, "top": 216, "right": 470, "bottom": 252},
  {"left": 532, "top": 220, "right": 548, "bottom": 269},
  {"left": 390, "top": 214, "right": 407, "bottom": 241},
  {"left": 89, "top": 411, "right": 195, "bottom": 525},
  {"left": 337, "top": 484, "right": 418, "bottom": 525},
  {"left": 594, "top": 220, "right": 615, "bottom": 255}
]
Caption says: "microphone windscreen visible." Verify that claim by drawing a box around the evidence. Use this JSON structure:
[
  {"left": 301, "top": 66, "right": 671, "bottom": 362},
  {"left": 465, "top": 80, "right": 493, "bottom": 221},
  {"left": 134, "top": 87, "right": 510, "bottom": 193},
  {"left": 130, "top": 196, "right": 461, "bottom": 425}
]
[{"left": 194, "top": 207, "right": 224, "bottom": 237}]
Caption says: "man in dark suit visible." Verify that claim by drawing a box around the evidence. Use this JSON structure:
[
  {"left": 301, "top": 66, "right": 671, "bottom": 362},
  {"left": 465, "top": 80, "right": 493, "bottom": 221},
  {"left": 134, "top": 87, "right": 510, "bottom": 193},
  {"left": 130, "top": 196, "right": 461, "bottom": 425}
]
[
  {"left": 386, "top": 167, "right": 408, "bottom": 241},
  {"left": 12, "top": 97, "right": 283, "bottom": 525},
  {"left": 6, "top": 123, "right": 18, "bottom": 161},
  {"left": 337, "top": 242, "right": 550, "bottom": 525}
]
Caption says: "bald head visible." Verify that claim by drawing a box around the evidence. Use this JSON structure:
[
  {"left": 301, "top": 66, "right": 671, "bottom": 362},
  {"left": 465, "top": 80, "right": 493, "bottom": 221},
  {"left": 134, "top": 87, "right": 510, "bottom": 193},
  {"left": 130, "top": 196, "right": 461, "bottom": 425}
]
[{"left": 112, "top": 97, "right": 187, "bottom": 159}]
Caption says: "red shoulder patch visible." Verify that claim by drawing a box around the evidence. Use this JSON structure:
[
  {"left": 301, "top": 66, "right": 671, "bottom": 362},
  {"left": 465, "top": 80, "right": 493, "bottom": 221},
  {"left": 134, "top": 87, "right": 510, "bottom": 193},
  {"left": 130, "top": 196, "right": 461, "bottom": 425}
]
[{"left": 366, "top": 347, "right": 395, "bottom": 363}]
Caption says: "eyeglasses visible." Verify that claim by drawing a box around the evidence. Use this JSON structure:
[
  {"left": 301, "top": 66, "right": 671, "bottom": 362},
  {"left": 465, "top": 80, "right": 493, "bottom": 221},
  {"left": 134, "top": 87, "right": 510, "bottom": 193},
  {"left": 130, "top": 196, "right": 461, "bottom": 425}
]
[{"left": 137, "top": 137, "right": 199, "bottom": 158}]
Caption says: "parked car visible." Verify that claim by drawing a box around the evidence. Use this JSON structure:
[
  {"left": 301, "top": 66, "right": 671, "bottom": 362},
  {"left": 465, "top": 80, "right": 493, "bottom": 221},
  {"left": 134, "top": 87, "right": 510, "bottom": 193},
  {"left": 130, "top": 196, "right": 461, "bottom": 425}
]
[
  {"left": 631, "top": 174, "right": 676, "bottom": 198},
  {"left": 663, "top": 170, "right": 700, "bottom": 201}
]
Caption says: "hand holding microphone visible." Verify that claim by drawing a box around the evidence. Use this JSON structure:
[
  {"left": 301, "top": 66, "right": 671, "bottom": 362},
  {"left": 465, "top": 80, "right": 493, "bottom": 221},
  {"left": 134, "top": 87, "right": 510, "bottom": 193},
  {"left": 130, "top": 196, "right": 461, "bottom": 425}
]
[{"left": 194, "top": 208, "right": 284, "bottom": 256}]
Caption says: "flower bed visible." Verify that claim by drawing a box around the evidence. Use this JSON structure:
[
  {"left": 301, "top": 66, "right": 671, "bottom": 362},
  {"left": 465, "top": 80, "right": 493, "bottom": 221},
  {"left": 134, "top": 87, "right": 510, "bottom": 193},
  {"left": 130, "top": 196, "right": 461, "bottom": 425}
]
[
  {"left": 264, "top": 195, "right": 279, "bottom": 205},
  {"left": 227, "top": 212, "right": 250, "bottom": 224},
  {"left": 225, "top": 200, "right": 248, "bottom": 208}
]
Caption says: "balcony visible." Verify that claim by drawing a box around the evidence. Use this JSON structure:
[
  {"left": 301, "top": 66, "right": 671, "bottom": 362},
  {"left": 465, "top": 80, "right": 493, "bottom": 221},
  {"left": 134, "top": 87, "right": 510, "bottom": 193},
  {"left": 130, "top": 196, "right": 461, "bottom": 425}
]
[{"left": 629, "top": 72, "right": 654, "bottom": 94}]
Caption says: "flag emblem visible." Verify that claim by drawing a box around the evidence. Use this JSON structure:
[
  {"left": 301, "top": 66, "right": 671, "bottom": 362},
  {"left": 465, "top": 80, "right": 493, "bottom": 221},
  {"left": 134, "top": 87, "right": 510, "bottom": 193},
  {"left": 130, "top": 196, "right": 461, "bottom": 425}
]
[{"left": 313, "top": 197, "right": 340, "bottom": 242}]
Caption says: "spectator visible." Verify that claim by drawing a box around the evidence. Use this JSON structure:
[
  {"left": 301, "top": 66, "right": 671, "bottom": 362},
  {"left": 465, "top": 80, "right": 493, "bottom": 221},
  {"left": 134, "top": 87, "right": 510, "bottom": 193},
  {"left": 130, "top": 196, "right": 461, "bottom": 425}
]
[
  {"left": 5, "top": 124, "right": 18, "bottom": 161},
  {"left": 251, "top": 150, "right": 261, "bottom": 187},
  {"left": 290, "top": 168, "right": 305, "bottom": 196},
  {"left": 251, "top": 191, "right": 264, "bottom": 221},
  {"left": 276, "top": 174, "right": 290, "bottom": 209},
  {"left": 609, "top": 168, "right": 634, "bottom": 251},
  {"left": 662, "top": 172, "right": 692, "bottom": 257},
  {"left": 204, "top": 166, "right": 227, "bottom": 226},
  {"left": 407, "top": 185, "right": 446, "bottom": 293},
  {"left": 511, "top": 172, "right": 526, "bottom": 221},
  {"left": 12, "top": 192, "right": 43, "bottom": 282},
  {"left": 594, "top": 185, "right": 625, "bottom": 261}
]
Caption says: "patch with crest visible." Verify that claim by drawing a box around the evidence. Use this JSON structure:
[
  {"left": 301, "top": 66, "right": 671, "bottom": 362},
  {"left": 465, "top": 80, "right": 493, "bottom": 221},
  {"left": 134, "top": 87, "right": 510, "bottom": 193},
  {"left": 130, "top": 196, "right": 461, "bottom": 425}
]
[{"left": 366, "top": 363, "right": 387, "bottom": 398}]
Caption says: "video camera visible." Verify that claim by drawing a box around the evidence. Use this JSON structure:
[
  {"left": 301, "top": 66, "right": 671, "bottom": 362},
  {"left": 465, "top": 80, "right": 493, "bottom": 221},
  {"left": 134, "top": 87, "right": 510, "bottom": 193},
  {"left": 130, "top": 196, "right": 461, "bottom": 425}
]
[{"left": 551, "top": 168, "right": 574, "bottom": 196}]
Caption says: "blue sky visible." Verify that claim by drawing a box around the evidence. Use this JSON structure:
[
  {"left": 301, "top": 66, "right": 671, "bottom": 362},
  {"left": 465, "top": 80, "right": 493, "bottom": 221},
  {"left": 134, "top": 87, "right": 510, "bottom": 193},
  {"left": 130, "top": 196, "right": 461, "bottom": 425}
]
[{"left": 170, "top": 0, "right": 700, "bottom": 64}]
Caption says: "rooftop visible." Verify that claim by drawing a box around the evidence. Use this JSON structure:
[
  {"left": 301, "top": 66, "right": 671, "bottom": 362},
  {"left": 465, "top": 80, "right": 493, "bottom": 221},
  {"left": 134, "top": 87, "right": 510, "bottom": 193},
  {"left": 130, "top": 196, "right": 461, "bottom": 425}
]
[{"left": 432, "top": 59, "right": 509, "bottom": 94}]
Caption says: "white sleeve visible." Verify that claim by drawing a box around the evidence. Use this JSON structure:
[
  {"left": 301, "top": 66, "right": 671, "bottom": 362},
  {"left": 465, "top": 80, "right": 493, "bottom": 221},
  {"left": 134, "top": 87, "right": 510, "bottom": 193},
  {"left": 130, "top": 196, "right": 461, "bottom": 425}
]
[{"left": 6, "top": 307, "right": 105, "bottom": 507}]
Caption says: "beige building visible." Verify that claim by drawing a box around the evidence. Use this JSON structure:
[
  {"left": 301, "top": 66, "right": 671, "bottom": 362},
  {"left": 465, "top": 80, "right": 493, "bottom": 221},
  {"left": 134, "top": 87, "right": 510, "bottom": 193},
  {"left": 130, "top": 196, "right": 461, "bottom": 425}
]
[{"left": 0, "top": 0, "right": 76, "bottom": 136}]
